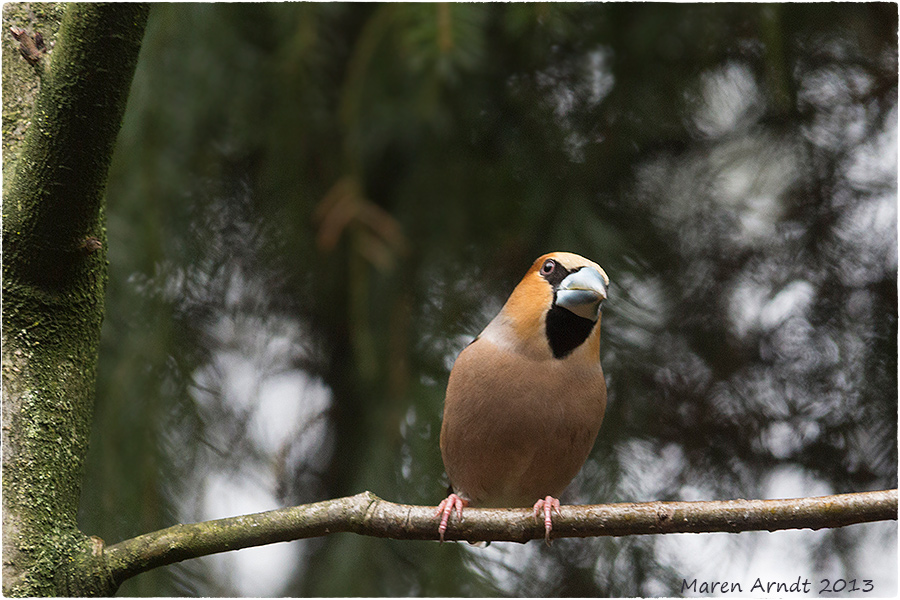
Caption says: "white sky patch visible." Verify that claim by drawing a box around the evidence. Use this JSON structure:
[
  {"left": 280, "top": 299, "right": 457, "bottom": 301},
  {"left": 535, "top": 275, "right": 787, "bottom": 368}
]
[
  {"left": 728, "top": 275, "right": 772, "bottom": 340},
  {"left": 761, "top": 420, "right": 802, "bottom": 460},
  {"left": 713, "top": 137, "right": 797, "bottom": 241},
  {"left": 846, "top": 104, "right": 897, "bottom": 186},
  {"left": 729, "top": 277, "right": 817, "bottom": 342},
  {"left": 759, "top": 280, "right": 815, "bottom": 331},
  {"left": 835, "top": 195, "right": 898, "bottom": 285},
  {"left": 616, "top": 439, "right": 686, "bottom": 501},
  {"left": 658, "top": 467, "right": 896, "bottom": 597},
  {"left": 163, "top": 240, "right": 335, "bottom": 597},
  {"left": 464, "top": 541, "right": 541, "bottom": 593},
  {"left": 200, "top": 473, "right": 303, "bottom": 597},
  {"left": 186, "top": 336, "right": 329, "bottom": 596},
  {"left": 692, "top": 62, "right": 762, "bottom": 138},
  {"left": 611, "top": 271, "right": 668, "bottom": 352},
  {"left": 251, "top": 369, "right": 331, "bottom": 456}
]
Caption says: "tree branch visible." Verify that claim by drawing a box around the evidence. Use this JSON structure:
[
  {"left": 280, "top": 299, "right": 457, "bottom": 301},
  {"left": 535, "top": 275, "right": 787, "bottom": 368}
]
[{"left": 103, "top": 489, "right": 897, "bottom": 588}]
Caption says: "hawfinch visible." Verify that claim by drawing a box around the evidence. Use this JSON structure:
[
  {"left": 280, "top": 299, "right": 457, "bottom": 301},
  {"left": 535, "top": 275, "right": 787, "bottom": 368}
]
[{"left": 436, "top": 252, "right": 609, "bottom": 543}]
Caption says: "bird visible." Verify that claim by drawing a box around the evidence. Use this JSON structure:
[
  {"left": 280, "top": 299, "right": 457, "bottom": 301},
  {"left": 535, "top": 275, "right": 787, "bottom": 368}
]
[{"left": 436, "top": 251, "right": 609, "bottom": 543}]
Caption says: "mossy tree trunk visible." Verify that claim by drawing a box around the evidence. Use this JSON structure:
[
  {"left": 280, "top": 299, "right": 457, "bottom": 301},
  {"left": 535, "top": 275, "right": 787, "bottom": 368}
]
[{"left": 2, "top": 3, "right": 149, "bottom": 596}]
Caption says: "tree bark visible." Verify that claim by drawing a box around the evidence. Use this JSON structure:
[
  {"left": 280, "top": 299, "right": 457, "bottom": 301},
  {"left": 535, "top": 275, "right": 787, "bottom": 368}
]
[
  {"left": 101, "top": 489, "right": 897, "bottom": 589},
  {"left": 1, "top": 3, "right": 149, "bottom": 596}
]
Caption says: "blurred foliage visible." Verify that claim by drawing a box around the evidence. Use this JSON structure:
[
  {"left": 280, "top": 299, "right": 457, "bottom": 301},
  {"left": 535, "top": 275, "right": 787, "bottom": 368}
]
[{"left": 77, "top": 3, "right": 896, "bottom": 597}]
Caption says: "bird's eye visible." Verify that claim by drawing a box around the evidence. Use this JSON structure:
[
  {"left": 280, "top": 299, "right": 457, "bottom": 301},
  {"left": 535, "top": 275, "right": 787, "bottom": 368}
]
[{"left": 540, "top": 259, "right": 556, "bottom": 276}]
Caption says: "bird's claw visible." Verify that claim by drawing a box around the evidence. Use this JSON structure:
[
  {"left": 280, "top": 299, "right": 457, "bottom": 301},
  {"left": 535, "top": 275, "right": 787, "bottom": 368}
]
[
  {"left": 435, "top": 493, "right": 468, "bottom": 543},
  {"left": 533, "top": 496, "right": 561, "bottom": 545}
]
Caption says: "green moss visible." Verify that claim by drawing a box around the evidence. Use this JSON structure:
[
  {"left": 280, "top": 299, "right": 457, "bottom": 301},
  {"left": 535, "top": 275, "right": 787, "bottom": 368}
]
[
  {"left": 2, "top": 281, "right": 105, "bottom": 596},
  {"left": 4, "top": 526, "right": 116, "bottom": 597},
  {"left": 1, "top": 2, "right": 65, "bottom": 194},
  {"left": 2, "top": 3, "right": 149, "bottom": 595}
]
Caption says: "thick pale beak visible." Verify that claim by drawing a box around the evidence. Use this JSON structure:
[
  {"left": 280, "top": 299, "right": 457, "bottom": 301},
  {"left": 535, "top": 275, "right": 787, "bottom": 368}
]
[{"left": 555, "top": 267, "right": 608, "bottom": 321}]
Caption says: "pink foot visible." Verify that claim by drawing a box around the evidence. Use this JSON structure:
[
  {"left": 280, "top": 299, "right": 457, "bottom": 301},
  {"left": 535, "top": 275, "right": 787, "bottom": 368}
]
[
  {"left": 532, "top": 495, "right": 561, "bottom": 544},
  {"left": 435, "top": 493, "right": 468, "bottom": 542}
]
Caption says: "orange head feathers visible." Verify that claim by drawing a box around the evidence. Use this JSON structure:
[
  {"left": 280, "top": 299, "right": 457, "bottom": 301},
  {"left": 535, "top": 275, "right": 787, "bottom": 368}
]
[{"left": 480, "top": 252, "right": 609, "bottom": 361}]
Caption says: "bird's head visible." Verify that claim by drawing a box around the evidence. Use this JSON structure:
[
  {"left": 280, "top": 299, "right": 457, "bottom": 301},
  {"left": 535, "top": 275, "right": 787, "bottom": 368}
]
[{"left": 481, "top": 252, "right": 609, "bottom": 361}]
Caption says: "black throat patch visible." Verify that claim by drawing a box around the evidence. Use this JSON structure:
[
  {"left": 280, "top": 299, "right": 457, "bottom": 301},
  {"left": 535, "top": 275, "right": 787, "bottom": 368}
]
[{"left": 545, "top": 303, "right": 595, "bottom": 359}]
